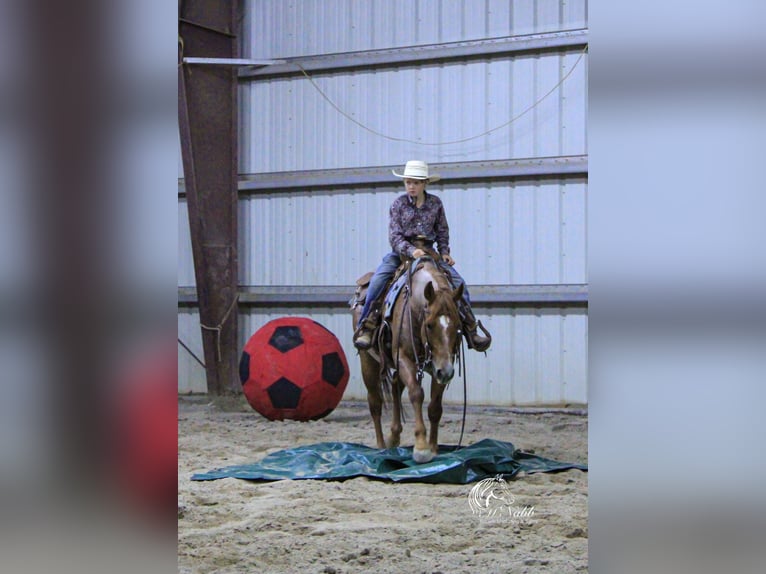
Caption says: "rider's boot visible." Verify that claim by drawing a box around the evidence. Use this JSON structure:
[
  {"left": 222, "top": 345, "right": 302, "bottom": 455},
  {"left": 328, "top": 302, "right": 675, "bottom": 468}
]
[
  {"left": 353, "top": 314, "right": 379, "bottom": 350},
  {"left": 458, "top": 301, "right": 492, "bottom": 352}
]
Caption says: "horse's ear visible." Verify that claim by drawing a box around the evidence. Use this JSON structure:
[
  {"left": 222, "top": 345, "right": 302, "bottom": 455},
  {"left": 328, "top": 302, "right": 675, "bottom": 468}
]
[
  {"left": 453, "top": 282, "right": 465, "bottom": 302},
  {"left": 424, "top": 281, "right": 436, "bottom": 303}
]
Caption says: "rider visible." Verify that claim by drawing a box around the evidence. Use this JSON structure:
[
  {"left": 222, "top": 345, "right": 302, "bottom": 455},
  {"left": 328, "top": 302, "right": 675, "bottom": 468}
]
[{"left": 353, "top": 160, "right": 491, "bottom": 352}]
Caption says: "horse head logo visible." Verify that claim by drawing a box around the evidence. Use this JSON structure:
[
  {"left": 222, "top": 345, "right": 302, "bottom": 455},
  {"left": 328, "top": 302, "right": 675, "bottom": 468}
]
[{"left": 468, "top": 475, "right": 516, "bottom": 518}]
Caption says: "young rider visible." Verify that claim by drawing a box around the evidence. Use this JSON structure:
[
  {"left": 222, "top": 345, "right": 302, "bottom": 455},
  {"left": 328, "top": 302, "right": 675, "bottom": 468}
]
[{"left": 353, "top": 160, "right": 491, "bottom": 352}]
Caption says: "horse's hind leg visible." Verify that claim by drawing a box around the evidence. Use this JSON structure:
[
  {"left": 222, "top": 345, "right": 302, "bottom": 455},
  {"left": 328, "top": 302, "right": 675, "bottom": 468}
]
[
  {"left": 386, "top": 375, "right": 404, "bottom": 448},
  {"left": 367, "top": 394, "right": 385, "bottom": 449},
  {"left": 428, "top": 377, "right": 447, "bottom": 455},
  {"left": 361, "top": 352, "right": 385, "bottom": 449}
]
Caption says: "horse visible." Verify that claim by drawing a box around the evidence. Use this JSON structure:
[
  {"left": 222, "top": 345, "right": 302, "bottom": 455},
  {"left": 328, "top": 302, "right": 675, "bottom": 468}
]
[{"left": 352, "top": 257, "right": 464, "bottom": 463}]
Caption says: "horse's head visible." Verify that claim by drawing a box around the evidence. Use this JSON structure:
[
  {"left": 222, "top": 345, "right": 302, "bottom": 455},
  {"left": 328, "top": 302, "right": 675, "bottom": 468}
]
[{"left": 422, "top": 280, "right": 464, "bottom": 384}]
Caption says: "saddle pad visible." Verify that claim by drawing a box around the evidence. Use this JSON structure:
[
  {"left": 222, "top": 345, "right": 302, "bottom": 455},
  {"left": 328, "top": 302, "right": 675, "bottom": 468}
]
[
  {"left": 382, "top": 271, "right": 410, "bottom": 321},
  {"left": 382, "top": 257, "right": 427, "bottom": 321},
  {"left": 191, "top": 438, "right": 586, "bottom": 484}
]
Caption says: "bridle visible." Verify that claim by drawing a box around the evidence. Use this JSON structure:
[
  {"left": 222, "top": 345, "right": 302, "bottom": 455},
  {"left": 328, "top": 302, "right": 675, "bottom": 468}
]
[{"left": 401, "top": 285, "right": 461, "bottom": 386}]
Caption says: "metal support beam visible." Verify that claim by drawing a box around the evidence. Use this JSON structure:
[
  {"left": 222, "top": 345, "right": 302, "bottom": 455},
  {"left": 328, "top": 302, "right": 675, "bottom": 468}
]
[
  {"left": 178, "top": 285, "right": 588, "bottom": 307},
  {"left": 178, "top": 0, "right": 240, "bottom": 395},
  {"left": 239, "top": 156, "right": 587, "bottom": 192},
  {"left": 178, "top": 156, "right": 587, "bottom": 196},
  {"left": 239, "top": 29, "right": 588, "bottom": 79},
  {"left": 183, "top": 57, "right": 286, "bottom": 66}
]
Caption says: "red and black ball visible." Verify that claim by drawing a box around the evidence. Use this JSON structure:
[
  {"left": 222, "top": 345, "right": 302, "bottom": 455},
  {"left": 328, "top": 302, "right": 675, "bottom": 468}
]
[{"left": 239, "top": 317, "right": 349, "bottom": 421}]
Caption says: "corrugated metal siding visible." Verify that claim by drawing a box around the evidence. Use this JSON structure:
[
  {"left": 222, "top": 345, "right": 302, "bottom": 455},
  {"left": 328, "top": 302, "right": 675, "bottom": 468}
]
[
  {"left": 239, "top": 50, "right": 587, "bottom": 172},
  {"left": 178, "top": 308, "right": 207, "bottom": 394},
  {"left": 179, "top": 180, "right": 587, "bottom": 288},
  {"left": 245, "top": 0, "right": 587, "bottom": 57},
  {"left": 233, "top": 179, "right": 586, "bottom": 287}
]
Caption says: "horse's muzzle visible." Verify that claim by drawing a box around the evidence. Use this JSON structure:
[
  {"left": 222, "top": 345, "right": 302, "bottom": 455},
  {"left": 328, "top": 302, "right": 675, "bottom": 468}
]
[{"left": 434, "top": 363, "right": 454, "bottom": 385}]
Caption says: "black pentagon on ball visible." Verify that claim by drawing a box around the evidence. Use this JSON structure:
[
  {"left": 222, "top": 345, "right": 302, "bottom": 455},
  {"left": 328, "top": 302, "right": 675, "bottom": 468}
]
[
  {"left": 321, "top": 352, "right": 345, "bottom": 387},
  {"left": 268, "top": 326, "right": 303, "bottom": 353},
  {"left": 267, "top": 377, "right": 302, "bottom": 409},
  {"left": 238, "top": 351, "right": 250, "bottom": 385}
]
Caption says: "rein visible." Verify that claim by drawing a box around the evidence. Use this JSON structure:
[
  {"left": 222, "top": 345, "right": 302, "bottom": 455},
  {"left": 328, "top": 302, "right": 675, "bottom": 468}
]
[
  {"left": 403, "top": 261, "right": 433, "bottom": 384},
  {"left": 457, "top": 335, "right": 467, "bottom": 448},
  {"left": 399, "top": 283, "right": 431, "bottom": 385}
]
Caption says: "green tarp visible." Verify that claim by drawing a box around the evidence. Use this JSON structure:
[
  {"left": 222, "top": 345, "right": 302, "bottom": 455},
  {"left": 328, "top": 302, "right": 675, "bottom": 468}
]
[{"left": 191, "top": 438, "right": 587, "bottom": 484}]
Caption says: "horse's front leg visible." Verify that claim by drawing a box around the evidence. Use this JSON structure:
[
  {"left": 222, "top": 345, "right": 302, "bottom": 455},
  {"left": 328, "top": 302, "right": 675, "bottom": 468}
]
[
  {"left": 428, "top": 376, "right": 447, "bottom": 455},
  {"left": 399, "top": 363, "right": 431, "bottom": 463}
]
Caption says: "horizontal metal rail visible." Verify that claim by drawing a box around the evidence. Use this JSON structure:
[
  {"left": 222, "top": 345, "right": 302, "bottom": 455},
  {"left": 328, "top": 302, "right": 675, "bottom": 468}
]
[
  {"left": 178, "top": 284, "right": 588, "bottom": 307},
  {"left": 183, "top": 57, "right": 286, "bottom": 66},
  {"left": 179, "top": 156, "right": 587, "bottom": 196},
  {"left": 239, "top": 29, "right": 588, "bottom": 79}
]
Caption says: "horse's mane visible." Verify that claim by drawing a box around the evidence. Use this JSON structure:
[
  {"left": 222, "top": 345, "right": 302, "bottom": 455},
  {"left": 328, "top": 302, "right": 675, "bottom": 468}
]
[{"left": 413, "top": 258, "right": 457, "bottom": 304}]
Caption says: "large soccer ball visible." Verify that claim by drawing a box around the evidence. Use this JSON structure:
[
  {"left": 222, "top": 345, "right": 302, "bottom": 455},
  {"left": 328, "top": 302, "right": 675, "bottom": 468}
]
[{"left": 239, "top": 317, "right": 349, "bottom": 421}]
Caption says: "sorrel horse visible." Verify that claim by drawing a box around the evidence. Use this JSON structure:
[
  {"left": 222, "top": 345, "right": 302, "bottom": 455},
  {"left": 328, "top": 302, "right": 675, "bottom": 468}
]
[{"left": 352, "top": 258, "right": 464, "bottom": 463}]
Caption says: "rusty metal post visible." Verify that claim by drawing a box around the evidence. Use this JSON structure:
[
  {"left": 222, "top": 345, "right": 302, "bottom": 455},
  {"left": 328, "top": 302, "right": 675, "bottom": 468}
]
[{"left": 178, "top": 1, "right": 240, "bottom": 395}]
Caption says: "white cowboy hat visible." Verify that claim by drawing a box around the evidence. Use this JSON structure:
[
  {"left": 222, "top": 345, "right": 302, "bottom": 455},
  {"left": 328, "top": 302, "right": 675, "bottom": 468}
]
[{"left": 392, "top": 160, "right": 441, "bottom": 183}]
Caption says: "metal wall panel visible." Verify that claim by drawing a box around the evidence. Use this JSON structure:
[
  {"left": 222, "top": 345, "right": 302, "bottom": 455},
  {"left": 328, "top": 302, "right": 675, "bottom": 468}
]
[
  {"left": 234, "top": 178, "right": 586, "bottom": 288},
  {"left": 181, "top": 178, "right": 588, "bottom": 287},
  {"left": 239, "top": 50, "right": 587, "bottom": 172},
  {"left": 244, "top": 0, "right": 588, "bottom": 57},
  {"left": 178, "top": 308, "right": 207, "bottom": 394}
]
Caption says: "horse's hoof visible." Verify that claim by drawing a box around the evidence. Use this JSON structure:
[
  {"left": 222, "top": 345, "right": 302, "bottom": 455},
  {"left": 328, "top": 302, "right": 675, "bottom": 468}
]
[{"left": 413, "top": 448, "right": 435, "bottom": 463}]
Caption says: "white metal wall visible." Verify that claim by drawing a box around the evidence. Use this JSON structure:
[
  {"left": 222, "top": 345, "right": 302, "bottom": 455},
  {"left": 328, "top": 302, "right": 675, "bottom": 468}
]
[
  {"left": 178, "top": 1, "right": 588, "bottom": 405},
  {"left": 240, "top": 1, "right": 588, "bottom": 171},
  {"left": 180, "top": 178, "right": 587, "bottom": 288},
  {"left": 243, "top": 0, "right": 587, "bottom": 57},
  {"left": 240, "top": 54, "right": 587, "bottom": 172},
  {"left": 178, "top": 306, "right": 206, "bottom": 394}
]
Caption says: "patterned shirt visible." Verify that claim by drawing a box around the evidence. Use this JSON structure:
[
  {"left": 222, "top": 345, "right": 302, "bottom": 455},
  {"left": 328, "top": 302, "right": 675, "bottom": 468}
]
[{"left": 388, "top": 191, "right": 450, "bottom": 258}]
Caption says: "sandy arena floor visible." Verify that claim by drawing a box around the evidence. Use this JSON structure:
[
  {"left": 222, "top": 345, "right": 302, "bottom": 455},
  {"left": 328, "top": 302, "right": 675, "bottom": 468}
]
[{"left": 178, "top": 396, "right": 588, "bottom": 574}]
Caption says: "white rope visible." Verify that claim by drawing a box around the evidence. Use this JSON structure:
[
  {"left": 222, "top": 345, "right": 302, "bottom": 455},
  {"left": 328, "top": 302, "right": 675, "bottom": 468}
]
[{"left": 293, "top": 44, "right": 588, "bottom": 146}]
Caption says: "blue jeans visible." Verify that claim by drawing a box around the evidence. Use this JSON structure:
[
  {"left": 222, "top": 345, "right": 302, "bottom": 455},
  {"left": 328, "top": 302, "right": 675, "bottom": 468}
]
[{"left": 357, "top": 252, "right": 471, "bottom": 328}]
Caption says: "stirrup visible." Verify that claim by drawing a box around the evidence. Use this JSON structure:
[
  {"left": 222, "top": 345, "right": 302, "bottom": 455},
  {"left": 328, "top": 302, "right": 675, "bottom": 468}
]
[{"left": 465, "top": 320, "right": 492, "bottom": 352}]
